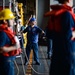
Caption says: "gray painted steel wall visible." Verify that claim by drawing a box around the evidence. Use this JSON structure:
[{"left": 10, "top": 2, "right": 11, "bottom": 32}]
[
  {"left": 36, "top": 0, "right": 74, "bottom": 29},
  {"left": 36, "top": 0, "right": 50, "bottom": 29}
]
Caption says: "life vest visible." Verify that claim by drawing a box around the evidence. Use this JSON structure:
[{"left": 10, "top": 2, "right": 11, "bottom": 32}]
[
  {"left": 0, "top": 24, "right": 22, "bottom": 56},
  {"left": 47, "top": 14, "right": 62, "bottom": 32},
  {"left": 44, "top": 4, "right": 75, "bottom": 32}
]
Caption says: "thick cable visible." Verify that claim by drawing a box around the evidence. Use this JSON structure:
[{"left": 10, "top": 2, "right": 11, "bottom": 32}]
[
  {"left": 14, "top": 60, "right": 19, "bottom": 75},
  {"left": 24, "top": 47, "right": 48, "bottom": 75}
]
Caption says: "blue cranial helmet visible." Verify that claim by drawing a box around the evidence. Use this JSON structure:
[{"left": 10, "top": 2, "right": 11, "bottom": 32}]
[{"left": 29, "top": 18, "right": 36, "bottom": 22}]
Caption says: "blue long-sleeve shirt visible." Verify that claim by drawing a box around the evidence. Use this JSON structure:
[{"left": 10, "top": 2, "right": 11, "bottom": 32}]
[
  {"left": 23, "top": 25, "right": 43, "bottom": 43},
  {"left": 61, "top": 11, "right": 75, "bottom": 41},
  {"left": 0, "top": 31, "right": 15, "bottom": 60}
]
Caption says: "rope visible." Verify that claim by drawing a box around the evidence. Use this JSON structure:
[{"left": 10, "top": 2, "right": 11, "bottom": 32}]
[
  {"left": 14, "top": 53, "right": 26, "bottom": 75},
  {"left": 14, "top": 60, "right": 19, "bottom": 75},
  {"left": 24, "top": 48, "right": 48, "bottom": 75}
]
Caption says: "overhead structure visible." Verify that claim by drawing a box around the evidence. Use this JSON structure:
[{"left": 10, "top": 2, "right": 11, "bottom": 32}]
[{"left": 18, "top": 3, "right": 24, "bottom": 25}]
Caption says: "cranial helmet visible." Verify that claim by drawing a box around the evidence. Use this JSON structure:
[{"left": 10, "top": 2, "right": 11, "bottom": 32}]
[
  {"left": 18, "top": 19, "right": 22, "bottom": 23},
  {"left": 0, "top": 8, "right": 15, "bottom": 20},
  {"left": 29, "top": 18, "right": 36, "bottom": 22}
]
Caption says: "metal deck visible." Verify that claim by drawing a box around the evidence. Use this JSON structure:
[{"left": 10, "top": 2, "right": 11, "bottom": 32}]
[{"left": 14, "top": 46, "right": 51, "bottom": 75}]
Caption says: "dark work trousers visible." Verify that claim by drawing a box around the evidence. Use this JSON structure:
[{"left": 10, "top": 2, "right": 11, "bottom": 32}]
[
  {"left": 49, "top": 35, "right": 75, "bottom": 75},
  {"left": 25, "top": 42, "right": 39, "bottom": 63},
  {"left": 19, "top": 37, "right": 24, "bottom": 49},
  {"left": 70, "top": 41, "right": 75, "bottom": 75},
  {"left": 0, "top": 55, "right": 15, "bottom": 75},
  {"left": 47, "top": 39, "right": 53, "bottom": 57},
  {"left": 18, "top": 35, "right": 24, "bottom": 50}
]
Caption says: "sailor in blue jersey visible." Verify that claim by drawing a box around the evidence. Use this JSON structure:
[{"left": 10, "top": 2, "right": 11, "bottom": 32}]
[
  {"left": 44, "top": 0, "right": 75, "bottom": 75},
  {"left": 23, "top": 18, "right": 45, "bottom": 65},
  {"left": 0, "top": 9, "right": 20, "bottom": 75}
]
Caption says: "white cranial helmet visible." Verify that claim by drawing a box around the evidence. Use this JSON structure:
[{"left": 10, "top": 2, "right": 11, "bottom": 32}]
[{"left": 17, "top": 19, "right": 22, "bottom": 23}]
